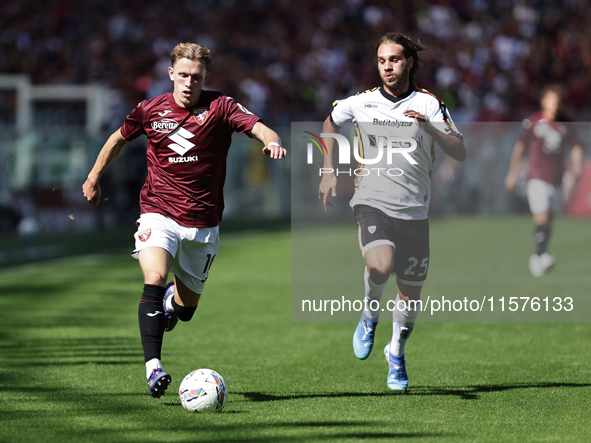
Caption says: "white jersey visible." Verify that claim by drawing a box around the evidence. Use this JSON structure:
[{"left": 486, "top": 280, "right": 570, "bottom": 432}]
[{"left": 330, "top": 86, "right": 462, "bottom": 220}]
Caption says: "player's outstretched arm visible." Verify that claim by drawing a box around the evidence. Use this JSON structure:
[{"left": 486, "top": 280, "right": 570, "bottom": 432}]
[
  {"left": 570, "top": 143, "right": 584, "bottom": 181},
  {"left": 403, "top": 109, "right": 467, "bottom": 162},
  {"left": 505, "top": 140, "right": 526, "bottom": 192},
  {"left": 251, "top": 122, "right": 286, "bottom": 160},
  {"left": 82, "top": 128, "right": 128, "bottom": 205},
  {"left": 319, "top": 116, "right": 338, "bottom": 212}
]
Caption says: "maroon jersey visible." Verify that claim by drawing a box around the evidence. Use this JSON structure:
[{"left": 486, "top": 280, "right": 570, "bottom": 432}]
[
  {"left": 519, "top": 111, "right": 578, "bottom": 186},
  {"left": 121, "top": 91, "right": 260, "bottom": 227}
]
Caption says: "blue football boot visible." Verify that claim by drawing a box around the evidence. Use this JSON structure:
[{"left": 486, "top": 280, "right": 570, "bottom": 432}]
[
  {"left": 147, "top": 368, "right": 171, "bottom": 398},
  {"left": 353, "top": 317, "right": 378, "bottom": 360},
  {"left": 384, "top": 341, "right": 408, "bottom": 391}
]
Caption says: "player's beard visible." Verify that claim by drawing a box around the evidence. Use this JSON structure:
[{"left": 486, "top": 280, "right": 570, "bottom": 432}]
[{"left": 381, "top": 67, "right": 410, "bottom": 95}]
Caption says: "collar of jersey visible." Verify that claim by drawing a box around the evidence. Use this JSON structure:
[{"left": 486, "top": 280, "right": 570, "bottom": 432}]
[{"left": 379, "top": 86, "right": 414, "bottom": 104}]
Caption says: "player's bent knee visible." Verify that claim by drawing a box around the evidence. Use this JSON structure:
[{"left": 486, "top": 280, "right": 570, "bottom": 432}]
[
  {"left": 365, "top": 255, "right": 394, "bottom": 282},
  {"left": 143, "top": 271, "right": 168, "bottom": 287},
  {"left": 367, "top": 266, "right": 392, "bottom": 285}
]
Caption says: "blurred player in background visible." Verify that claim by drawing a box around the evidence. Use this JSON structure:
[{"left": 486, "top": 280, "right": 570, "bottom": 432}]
[
  {"left": 83, "top": 42, "right": 286, "bottom": 398},
  {"left": 505, "top": 85, "right": 583, "bottom": 277},
  {"left": 319, "top": 32, "right": 466, "bottom": 390}
]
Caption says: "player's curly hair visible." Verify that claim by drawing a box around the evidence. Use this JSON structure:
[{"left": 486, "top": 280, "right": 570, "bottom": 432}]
[
  {"left": 171, "top": 42, "right": 212, "bottom": 72},
  {"left": 376, "top": 33, "right": 426, "bottom": 87}
]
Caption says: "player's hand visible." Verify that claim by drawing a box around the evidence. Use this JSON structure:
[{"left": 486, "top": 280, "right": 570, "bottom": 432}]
[
  {"left": 319, "top": 174, "right": 337, "bottom": 212},
  {"left": 82, "top": 179, "right": 101, "bottom": 205},
  {"left": 504, "top": 173, "right": 517, "bottom": 192},
  {"left": 262, "top": 143, "right": 287, "bottom": 159},
  {"left": 403, "top": 109, "right": 429, "bottom": 129}
]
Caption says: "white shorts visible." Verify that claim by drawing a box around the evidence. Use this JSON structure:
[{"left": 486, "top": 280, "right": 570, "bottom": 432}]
[
  {"left": 132, "top": 213, "right": 220, "bottom": 294},
  {"left": 527, "top": 179, "right": 562, "bottom": 215}
]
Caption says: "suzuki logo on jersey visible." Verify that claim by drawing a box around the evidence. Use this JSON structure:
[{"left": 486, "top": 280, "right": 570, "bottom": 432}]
[
  {"left": 152, "top": 118, "right": 179, "bottom": 133},
  {"left": 167, "top": 127, "right": 196, "bottom": 157}
]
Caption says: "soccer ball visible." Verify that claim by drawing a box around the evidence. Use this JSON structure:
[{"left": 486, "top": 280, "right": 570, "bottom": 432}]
[{"left": 179, "top": 368, "right": 228, "bottom": 413}]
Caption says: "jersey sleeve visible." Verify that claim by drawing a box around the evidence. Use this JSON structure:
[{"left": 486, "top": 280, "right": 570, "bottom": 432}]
[
  {"left": 429, "top": 98, "right": 463, "bottom": 139},
  {"left": 120, "top": 101, "right": 147, "bottom": 141},
  {"left": 330, "top": 97, "right": 355, "bottom": 128},
  {"left": 223, "top": 97, "right": 261, "bottom": 134}
]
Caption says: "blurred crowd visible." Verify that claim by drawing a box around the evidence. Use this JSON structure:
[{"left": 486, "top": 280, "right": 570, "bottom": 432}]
[{"left": 2, "top": 0, "right": 591, "bottom": 124}]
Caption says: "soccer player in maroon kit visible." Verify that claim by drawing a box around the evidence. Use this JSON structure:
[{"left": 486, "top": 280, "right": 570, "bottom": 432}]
[
  {"left": 83, "top": 43, "right": 286, "bottom": 398},
  {"left": 505, "top": 85, "right": 583, "bottom": 276}
]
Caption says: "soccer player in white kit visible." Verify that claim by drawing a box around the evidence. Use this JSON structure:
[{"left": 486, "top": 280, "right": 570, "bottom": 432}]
[{"left": 319, "top": 33, "right": 467, "bottom": 390}]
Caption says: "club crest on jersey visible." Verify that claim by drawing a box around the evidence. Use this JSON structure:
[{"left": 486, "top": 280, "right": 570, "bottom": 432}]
[
  {"left": 151, "top": 118, "right": 179, "bottom": 133},
  {"left": 138, "top": 228, "right": 151, "bottom": 242},
  {"left": 193, "top": 108, "right": 209, "bottom": 125},
  {"left": 368, "top": 226, "right": 377, "bottom": 234}
]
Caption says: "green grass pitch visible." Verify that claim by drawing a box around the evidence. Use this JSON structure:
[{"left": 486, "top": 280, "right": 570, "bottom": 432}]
[{"left": 1, "top": 216, "right": 590, "bottom": 442}]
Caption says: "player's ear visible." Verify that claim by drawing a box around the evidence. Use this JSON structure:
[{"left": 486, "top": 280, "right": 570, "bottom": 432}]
[
  {"left": 407, "top": 56, "right": 414, "bottom": 70},
  {"left": 204, "top": 71, "right": 211, "bottom": 84},
  {"left": 168, "top": 66, "right": 174, "bottom": 81}
]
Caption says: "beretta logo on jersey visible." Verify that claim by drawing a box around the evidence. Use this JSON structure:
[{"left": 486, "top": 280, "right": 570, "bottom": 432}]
[
  {"left": 151, "top": 118, "right": 179, "bottom": 133},
  {"left": 193, "top": 108, "right": 209, "bottom": 125}
]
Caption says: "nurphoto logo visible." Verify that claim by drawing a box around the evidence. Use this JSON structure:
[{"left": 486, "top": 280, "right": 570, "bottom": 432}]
[{"left": 302, "top": 130, "right": 417, "bottom": 177}]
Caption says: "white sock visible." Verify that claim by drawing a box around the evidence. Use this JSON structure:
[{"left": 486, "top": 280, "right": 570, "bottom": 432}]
[
  {"left": 390, "top": 293, "right": 419, "bottom": 357},
  {"left": 362, "top": 267, "right": 389, "bottom": 322},
  {"left": 146, "top": 358, "right": 163, "bottom": 379}
]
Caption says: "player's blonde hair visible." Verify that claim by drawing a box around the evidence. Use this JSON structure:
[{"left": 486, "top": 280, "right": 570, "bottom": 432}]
[
  {"left": 171, "top": 42, "right": 212, "bottom": 72},
  {"left": 376, "top": 32, "right": 426, "bottom": 87}
]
